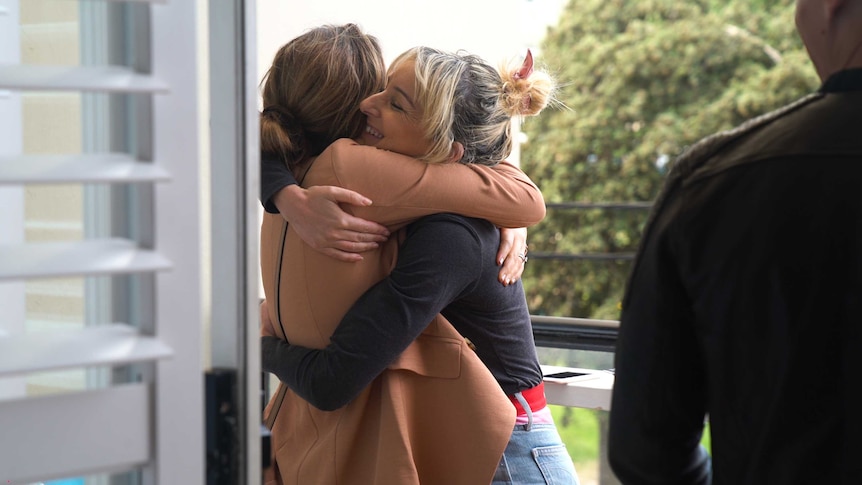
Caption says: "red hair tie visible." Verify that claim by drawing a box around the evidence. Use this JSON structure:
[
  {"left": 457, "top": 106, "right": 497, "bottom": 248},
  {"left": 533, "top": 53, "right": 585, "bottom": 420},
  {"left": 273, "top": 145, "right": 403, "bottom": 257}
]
[
  {"left": 513, "top": 49, "right": 534, "bottom": 111},
  {"left": 513, "top": 49, "right": 534, "bottom": 81}
]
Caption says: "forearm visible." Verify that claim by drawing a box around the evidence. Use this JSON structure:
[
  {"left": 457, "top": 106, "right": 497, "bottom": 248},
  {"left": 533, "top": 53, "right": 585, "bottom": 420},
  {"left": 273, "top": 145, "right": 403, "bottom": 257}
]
[
  {"left": 260, "top": 279, "right": 442, "bottom": 410},
  {"left": 261, "top": 336, "right": 382, "bottom": 411},
  {"left": 260, "top": 153, "right": 298, "bottom": 213},
  {"left": 353, "top": 161, "right": 546, "bottom": 228},
  {"left": 318, "top": 140, "right": 546, "bottom": 228}
]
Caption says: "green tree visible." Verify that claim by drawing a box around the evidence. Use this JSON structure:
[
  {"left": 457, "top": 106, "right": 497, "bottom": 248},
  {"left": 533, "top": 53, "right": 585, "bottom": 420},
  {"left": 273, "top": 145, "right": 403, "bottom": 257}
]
[{"left": 521, "top": 0, "right": 818, "bottom": 320}]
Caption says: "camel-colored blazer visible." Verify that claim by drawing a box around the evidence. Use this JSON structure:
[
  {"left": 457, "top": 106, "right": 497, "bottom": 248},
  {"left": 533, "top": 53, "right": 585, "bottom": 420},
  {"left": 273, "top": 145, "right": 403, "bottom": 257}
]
[{"left": 261, "top": 139, "right": 545, "bottom": 485}]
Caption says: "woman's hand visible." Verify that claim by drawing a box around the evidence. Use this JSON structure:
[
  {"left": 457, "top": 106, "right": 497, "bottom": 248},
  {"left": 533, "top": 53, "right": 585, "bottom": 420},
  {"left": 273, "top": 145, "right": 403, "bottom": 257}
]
[
  {"left": 272, "top": 184, "right": 390, "bottom": 262},
  {"left": 496, "top": 227, "right": 529, "bottom": 286}
]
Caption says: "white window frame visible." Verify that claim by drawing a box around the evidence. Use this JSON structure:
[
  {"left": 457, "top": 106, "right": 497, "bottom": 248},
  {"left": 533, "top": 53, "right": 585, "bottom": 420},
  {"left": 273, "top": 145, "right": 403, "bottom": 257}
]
[
  {"left": 0, "top": 0, "right": 26, "bottom": 400},
  {"left": 0, "top": 0, "right": 263, "bottom": 482}
]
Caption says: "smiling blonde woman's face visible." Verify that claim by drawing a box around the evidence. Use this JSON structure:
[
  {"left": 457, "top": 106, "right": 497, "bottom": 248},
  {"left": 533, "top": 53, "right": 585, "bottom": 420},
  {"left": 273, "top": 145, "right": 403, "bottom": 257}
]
[{"left": 357, "top": 59, "right": 434, "bottom": 158}]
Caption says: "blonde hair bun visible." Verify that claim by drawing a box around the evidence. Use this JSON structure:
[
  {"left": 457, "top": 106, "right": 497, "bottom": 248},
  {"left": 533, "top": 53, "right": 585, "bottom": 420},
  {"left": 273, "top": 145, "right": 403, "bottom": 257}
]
[{"left": 500, "top": 51, "right": 555, "bottom": 118}]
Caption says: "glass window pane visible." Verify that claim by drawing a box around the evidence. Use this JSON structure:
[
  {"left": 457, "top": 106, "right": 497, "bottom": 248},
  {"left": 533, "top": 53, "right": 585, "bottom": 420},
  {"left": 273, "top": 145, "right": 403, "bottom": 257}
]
[
  {"left": 19, "top": 1, "right": 87, "bottom": 395},
  {"left": 15, "top": 1, "right": 145, "bottom": 403}
]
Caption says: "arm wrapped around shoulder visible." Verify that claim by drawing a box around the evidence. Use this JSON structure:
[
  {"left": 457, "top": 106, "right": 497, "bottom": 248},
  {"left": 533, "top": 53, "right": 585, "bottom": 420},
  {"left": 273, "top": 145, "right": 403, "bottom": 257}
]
[{"left": 310, "top": 139, "right": 545, "bottom": 229}]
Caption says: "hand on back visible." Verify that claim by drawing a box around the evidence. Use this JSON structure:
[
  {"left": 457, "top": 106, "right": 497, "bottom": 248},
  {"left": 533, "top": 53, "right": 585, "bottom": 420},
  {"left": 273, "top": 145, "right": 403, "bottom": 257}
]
[{"left": 272, "top": 184, "right": 390, "bottom": 262}]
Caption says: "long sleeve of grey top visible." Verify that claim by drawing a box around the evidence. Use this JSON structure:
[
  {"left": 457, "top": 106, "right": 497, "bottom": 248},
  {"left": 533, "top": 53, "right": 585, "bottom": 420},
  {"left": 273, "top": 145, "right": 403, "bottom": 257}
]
[{"left": 260, "top": 153, "right": 297, "bottom": 214}]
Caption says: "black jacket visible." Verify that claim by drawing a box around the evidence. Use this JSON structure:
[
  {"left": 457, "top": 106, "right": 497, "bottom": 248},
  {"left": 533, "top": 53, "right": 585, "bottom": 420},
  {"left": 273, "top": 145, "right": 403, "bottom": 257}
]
[{"left": 609, "top": 69, "right": 862, "bottom": 485}]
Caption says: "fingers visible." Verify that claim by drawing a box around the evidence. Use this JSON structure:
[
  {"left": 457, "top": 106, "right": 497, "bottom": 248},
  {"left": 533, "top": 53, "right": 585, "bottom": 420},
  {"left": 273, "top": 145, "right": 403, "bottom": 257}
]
[
  {"left": 324, "top": 187, "right": 391, "bottom": 238},
  {"left": 289, "top": 185, "right": 391, "bottom": 261},
  {"left": 332, "top": 239, "right": 381, "bottom": 253},
  {"left": 324, "top": 185, "right": 373, "bottom": 207},
  {"left": 318, "top": 246, "right": 366, "bottom": 263},
  {"left": 496, "top": 231, "right": 515, "bottom": 266},
  {"left": 304, "top": 227, "right": 385, "bottom": 253},
  {"left": 498, "top": 247, "right": 527, "bottom": 286},
  {"left": 339, "top": 215, "right": 390, "bottom": 241},
  {"left": 317, "top": 230, "right": 388, "bottom": 259},
  {"left": 497, "top": 227, "right": 529, "bottom": 286}
]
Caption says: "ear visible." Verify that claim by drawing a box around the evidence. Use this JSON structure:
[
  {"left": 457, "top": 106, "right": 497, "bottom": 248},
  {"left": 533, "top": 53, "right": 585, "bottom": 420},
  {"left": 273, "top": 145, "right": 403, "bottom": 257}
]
[{"left": 446, "top": 141, "right": 465, "bottom": 164}]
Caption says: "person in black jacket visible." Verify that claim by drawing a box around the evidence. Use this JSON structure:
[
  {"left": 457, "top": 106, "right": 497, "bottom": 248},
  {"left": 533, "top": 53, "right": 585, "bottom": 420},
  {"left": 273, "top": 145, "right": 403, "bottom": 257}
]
[{"left": 608, "top": 1, "right": 862, "bottom": 483}]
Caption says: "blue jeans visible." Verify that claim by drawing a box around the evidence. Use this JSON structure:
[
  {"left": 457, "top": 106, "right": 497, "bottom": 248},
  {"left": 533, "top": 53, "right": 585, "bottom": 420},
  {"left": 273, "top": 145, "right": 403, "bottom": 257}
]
[{"left": 491, "top": 423, "right": 580, "bottom": 484}]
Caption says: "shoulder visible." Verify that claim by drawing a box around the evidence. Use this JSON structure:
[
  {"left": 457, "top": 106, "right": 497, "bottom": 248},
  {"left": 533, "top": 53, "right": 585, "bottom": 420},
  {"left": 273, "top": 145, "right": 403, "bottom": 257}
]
[
  {"left": 325, "top": 138, "right": 417, "bottom": 168},
  {"left": 326, "top": 137, "right": 361, "bottom": 156},
  {"left": 315, "top": 138, "right": 359, "bottom": 165},
  {"left": 401, "top": 215, "right": 491, "bottom": 277},
  {"left": 318, "top": 139, "right": 431, "bottom": 185},
  {"left": 407, "top": 214, "right": 494, "bottom": 249},
  {"left": 671, "top": 93, "right": 824, "bottom": 186},
  {"left": 310, "top": 139, "right": 424, "bottom": 189}
]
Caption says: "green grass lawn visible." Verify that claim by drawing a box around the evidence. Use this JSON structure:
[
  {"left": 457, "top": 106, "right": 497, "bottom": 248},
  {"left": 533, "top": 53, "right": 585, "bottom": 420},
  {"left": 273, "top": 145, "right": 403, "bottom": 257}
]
[{"left": 551, "top": 405, "right": 600, "bottom": 464}]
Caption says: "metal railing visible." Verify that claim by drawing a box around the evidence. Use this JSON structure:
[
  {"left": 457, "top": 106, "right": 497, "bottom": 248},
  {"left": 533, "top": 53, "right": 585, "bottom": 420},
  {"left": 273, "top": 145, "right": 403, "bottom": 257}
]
[
  {"left": 531, "top": 316, "right": 620, "bottom": 353},
  {"left": 525, "top": 200, "right": 652, "bottom": 353}
]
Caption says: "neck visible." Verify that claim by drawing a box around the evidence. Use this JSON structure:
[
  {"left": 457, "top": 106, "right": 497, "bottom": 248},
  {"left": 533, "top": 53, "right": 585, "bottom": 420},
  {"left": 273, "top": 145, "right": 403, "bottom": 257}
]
[
  {"left": 818, "top": 35, "right": 862, "bottom": 81},
  {"left": 844, "top": 38, "right": 862, "bottom": 71},
  {"left": 836, "top": 4, "right": 862, "bottom": 72}
]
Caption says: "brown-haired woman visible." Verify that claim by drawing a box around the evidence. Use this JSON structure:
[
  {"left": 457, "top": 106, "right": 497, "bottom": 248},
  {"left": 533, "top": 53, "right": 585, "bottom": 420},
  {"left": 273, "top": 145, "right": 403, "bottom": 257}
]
[{"left": 258, "top": 25, "right": 548, "bottom": 485}]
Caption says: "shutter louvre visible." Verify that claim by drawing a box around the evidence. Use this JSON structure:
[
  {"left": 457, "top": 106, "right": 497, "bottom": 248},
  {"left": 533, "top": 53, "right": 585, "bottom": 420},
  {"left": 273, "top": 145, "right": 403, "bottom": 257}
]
[
  {"left": 0, "top": 65, "right": 169, "bottom": 93},
  {"left": 0, "top": 154, "right": 170, "bottom": 184},
  {"left": 0, "top": 323, "right": 172, "bottom": 377},
  {"left": 0, "top": 238, "right": 171, "bottom": 280},
  {"left": 2, "top": 2, "right": 207, "bottom": 482},
  {"left": 0, "top": 384, "right": 151, "bottom": 483}
]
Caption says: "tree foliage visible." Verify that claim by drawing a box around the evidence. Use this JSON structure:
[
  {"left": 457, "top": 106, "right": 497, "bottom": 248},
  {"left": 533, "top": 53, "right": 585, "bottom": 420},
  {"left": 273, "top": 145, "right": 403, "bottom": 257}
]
[{"left": 520, "top": 0, "right": 818, "bottom": 319}]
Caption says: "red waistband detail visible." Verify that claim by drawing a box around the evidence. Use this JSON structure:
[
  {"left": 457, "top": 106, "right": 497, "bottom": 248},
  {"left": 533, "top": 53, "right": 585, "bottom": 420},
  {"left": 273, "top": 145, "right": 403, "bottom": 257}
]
[{"left": 509, "top": 381, "right": 547, "bottom": 416}]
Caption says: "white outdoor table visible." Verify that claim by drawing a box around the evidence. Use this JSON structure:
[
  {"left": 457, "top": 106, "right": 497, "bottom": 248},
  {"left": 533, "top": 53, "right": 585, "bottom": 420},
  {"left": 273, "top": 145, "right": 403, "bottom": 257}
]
[{"left": 541, "top": 365, "right": 615, "bottom": 411}]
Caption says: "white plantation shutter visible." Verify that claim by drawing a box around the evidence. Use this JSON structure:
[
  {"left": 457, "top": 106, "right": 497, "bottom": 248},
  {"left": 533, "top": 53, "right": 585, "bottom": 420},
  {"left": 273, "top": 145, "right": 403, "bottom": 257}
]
[{"left": 0, "top": 1, "right": 236, "bottom": 483}]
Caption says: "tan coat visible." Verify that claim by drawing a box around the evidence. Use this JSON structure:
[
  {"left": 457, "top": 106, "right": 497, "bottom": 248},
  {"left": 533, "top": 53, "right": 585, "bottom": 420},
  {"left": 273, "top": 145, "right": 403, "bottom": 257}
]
[{"left": 261, "top": 139, "right": 546, "bottom": 485}]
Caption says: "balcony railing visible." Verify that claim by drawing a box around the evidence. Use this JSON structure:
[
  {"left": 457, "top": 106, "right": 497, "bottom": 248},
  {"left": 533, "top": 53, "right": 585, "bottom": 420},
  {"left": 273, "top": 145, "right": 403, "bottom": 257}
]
[{"left": 526, "top": 200, "right": 654, "bottom": 485}]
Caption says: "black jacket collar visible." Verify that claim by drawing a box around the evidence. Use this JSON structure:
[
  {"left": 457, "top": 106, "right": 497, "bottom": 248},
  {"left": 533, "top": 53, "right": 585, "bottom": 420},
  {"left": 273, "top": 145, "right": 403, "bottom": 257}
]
[{"left": 819, "top": 68, "right": 862, "bottom": 93}]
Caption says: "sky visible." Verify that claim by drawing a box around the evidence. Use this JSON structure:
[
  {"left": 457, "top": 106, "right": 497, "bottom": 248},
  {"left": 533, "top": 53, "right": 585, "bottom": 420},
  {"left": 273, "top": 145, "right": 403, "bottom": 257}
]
[{"left": 256, "top": 0, "right": 568, "bottom": 83}]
